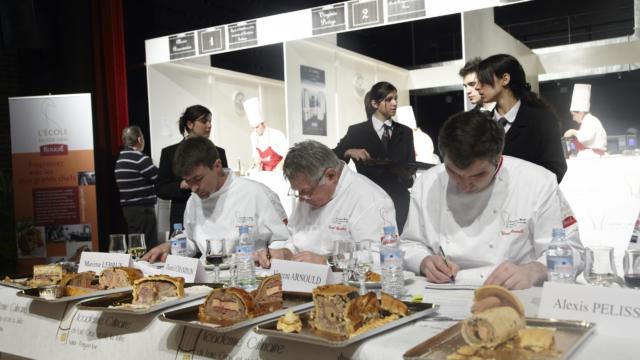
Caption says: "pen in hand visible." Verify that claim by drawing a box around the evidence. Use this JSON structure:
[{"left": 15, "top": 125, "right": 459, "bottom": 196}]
[{"left": 438, "top": 245, "right": 456, "bottom": 283}]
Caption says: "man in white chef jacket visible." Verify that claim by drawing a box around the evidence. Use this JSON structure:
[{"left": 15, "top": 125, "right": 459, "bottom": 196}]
[
  {"left": 257, "top": 140, "right": 396, "bottom": 266},
  {"left": 142, "top": 137, "right": 289, "bottom": 262},
  {"left": 395, "top": 105, "right": 440, "bottom": 165},
  {"left": 401, "top": 110, "right": 583, "bottom": 290},
  {"left": 243, "top": 97, "right": 288, "bottom": 171},
  {"left": 563, "top": 83, "right": 607, "bottom": 157}
]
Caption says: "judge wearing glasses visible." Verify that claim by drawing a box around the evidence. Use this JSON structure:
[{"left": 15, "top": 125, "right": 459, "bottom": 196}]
[{"left": 258, "top": 140, "right": 396, "bottom": 267}]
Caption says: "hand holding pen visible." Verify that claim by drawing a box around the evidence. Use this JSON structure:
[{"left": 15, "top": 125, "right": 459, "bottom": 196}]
[{"left": 438, "top": 246, "right": 456, "bottom": 283}]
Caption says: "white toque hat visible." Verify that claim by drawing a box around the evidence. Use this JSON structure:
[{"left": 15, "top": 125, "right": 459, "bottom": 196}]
[
  {"left": 395, "top": 105, "right": 417, "bottom": 129},
  {"left": 570, "top": 83, "right": 591, "bottom": 112},
  {"left": 243, "top": 97, "right": 264, "bottom": 127}
]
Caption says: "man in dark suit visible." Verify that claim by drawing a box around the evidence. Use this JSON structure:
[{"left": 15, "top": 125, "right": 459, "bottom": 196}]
[{"left": 333, "top": 82, "right": 415, "bottom": 233}]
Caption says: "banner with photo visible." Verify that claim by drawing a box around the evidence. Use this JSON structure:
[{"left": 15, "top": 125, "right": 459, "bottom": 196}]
[
  {"left": 9, "top": 94, "right": 97, "bottom": 272},
  {"left": 300, "top": 65, "right": 327, "bottom": 136}
]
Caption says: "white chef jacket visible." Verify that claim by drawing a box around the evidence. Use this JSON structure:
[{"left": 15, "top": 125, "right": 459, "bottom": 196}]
[
  {"left": 183, "top": 170, "right": 290, "bottom": 257},
  {"left": 251, "top": 126, "right": 288, "bottom": 158},
  {"left": 576, "top": 113, "right": 607, "bottom": 151},
  {"left": 272, "top": 164, "right": 396, "bottom": 257},
  {"left": 401, "top": 156, "right": 577, "bottom": 282},
  {"left": 413, "top": 129, "right": 440, "bottom": 165}
]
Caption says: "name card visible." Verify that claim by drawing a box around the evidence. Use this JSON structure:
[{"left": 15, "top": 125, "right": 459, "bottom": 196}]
[
  {"left": 538, "top": 282, "right": 640, "bottom": 338},
  {"left": 78, "top": 252, "right": 132, "bottom": 274},
  {"left": 271, "top": 259, "right": 330, "bottom": 293},
  {"left": 162, "top": 255, "right": 207, "bottom": 283}
]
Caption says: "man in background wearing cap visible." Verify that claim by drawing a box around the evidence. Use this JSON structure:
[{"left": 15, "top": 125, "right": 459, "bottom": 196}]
[
  {"left": 396, "top": 105, "right": 440, "bottom": 165},
  {"left": 563, "top": 84, "right": 607, "bottom": 157},
  {"left": 243, "top": 97, "right": 289, "bottom": 171}
]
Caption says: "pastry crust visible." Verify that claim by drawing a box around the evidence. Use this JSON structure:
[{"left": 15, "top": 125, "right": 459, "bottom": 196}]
[
  {"left": 198, "top": 287, "right": 256, "bottom": 326},
  {"left": 28, "top": 264, "right": 66, "bottom": 288},
  {"left": 132, "top": 275, "right": 185, "bottom": 304},
  {"left": 518, "top": 327, "right": 556, "bottom": 352},
  {"left": 59, "top": 271, "right": 96, "bottom": 288},
  {"left": 472, "top": 285, "right": 525, "bottom": 317},
  {"left": 65, "top": 285, "right": 98, "bottom": 296},
  {"left": 461, "top": 306, "right": 525, "bottom": 348},
  {"left": 380, "top": 292, "right": 408, "bottom": 317},
  {"left": 252, "top": 273, "right": 283, "bottom": 316},
  {"left": 99, "top": 267, "right": 143, "bottom": 289}
]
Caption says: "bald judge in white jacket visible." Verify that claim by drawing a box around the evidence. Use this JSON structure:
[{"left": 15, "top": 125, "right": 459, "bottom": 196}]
[
  {"left": 258, "top": 140, "right": 396, "bottom": 267},
  {"left": 401, "top": 110, "right": 582, "bottom": 290}
]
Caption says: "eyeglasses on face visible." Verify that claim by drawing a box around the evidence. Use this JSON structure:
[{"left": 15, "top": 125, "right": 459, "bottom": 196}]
[{"left": 288, "top": 168, "right": 328, "bottom": 200}]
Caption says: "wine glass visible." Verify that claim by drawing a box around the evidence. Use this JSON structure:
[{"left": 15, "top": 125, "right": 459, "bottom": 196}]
[
  {"left": 108, "top": 234, "right": 127, "bottom": 253},
  {"left": 127, "top": 233, "right": 146, "bottom": 261},
  {"left": 623, "top": 249, "right": 640, "bottom": 288},
  {"left": 355, "top": 241, "right": 374, "bottom": 294},
  {"left": 206, "top": 238, "right": 227, "bottom": 283},
  {"left": 584, "top": 246, "right": 622, "bottom": 286},
  {"left": 333, "top": 240, "right": 355, "bottom": 284}
]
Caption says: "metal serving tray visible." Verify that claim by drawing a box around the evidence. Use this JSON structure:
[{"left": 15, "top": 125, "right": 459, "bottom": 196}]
[
  {"left": 76, "top": 283, "right": 222, "bottom": 315},
  {"left": 253, "top": 301, "right": 438, "bottom": 348},
  {"left": 1, "top": 274, "right": 32, "bottom": 290},
  {"left": 159, "top": 292, "right": 313, "bottom": 332},
  {"left": 16, "top": 286, "right": 131, "bottom": 303},
  {"left": 403, "top": 317, "right": 596, "bottom": 360}
]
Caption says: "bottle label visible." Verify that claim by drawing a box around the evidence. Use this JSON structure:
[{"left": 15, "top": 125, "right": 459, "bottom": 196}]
[
  {"left": 170, "top": 238, "right": 187, "bottom": 256},
  {"left": 381, "top": 248, "right": 403, "bottom": 266},
  {"left": 236, "top": 245, "right": 253, "bottom": 256},
  {"left": 547, "top": 255, "right": 573, "bottom": 273}
]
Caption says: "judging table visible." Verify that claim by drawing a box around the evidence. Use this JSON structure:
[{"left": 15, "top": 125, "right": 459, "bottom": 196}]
[{"left": 1, "top": 275, "right": 638, "bottom": 360}]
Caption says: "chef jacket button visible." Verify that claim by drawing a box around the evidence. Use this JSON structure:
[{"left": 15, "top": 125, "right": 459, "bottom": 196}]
[
  {"left": 492, "top": 209, "right": 497, "bottom": 214},
  {"left": 480, "top": 274, "right": 484, "bottom": 279},
  {"left": 489, "top": 243, "right": 494, "bottom": 248}
]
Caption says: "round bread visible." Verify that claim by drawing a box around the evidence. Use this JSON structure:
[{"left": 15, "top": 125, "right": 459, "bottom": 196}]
[{"left": 472, "top": 285, "right": 525, "bottom": 317}]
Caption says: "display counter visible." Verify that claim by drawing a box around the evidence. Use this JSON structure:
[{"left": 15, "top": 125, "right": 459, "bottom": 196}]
[{"left": 0, "top": 276, "right": 636, "bottom": 359}]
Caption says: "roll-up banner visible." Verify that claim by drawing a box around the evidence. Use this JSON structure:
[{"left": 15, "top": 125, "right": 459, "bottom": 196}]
[{"left": 9, "top": 94, "right": 98, "bottom": 272}]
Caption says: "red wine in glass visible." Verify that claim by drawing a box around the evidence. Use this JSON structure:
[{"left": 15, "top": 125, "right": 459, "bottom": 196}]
[
  {"left": 624, "top": 274, "right": 640, "bottom": 288},
  {"left": 206, "top": 255, "right": 225, "bottom": 266}
]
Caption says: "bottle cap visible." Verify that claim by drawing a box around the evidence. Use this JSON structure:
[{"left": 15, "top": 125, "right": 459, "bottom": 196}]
[{"left": 383, "top": 225, "right": 397, "bottom": 235}]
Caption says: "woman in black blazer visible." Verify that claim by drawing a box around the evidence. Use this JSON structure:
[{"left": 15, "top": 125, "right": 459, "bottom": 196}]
[
  {"left": 334, "top": 82, "right": 415, "bottom": 232},
  {"left": 156, "top": 105, "right": 228, "bottom": 228},
  {"left": 476, "top": 54, "right": 567, "bottom": 183}
]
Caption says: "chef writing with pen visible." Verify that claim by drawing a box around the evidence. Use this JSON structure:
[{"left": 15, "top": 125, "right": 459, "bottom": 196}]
[
  {"left": 400, "top": 110, "right": 583, "bottom": 290},
  {"left": 243, "top": 97, "right": 289, "bottom": 172}
]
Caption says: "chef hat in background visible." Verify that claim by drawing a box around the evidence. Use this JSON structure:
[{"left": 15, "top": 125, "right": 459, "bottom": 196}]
[
  {"left": 395, "top": 106, "right": 417, "bottom": 129},
  {"left": 570, "top": 84, "right": 591, "bottom": 112},
  {"left": 243, "top": 97, "right": 264, "bottom": 127}
]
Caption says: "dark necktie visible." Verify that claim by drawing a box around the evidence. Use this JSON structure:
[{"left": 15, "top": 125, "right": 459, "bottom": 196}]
[
  {"left": 498, "top": 117, "right": 509, "bottom": 128},
  {"left": 382, "top": 124, "right": 392, "bottom": 150}
]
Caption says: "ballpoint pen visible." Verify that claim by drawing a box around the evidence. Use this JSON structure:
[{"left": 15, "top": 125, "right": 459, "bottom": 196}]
[{"left": 438, "top": 245, "right": 456, "bottom": 283}]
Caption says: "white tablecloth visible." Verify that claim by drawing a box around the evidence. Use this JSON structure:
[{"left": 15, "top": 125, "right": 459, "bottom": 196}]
[{"left": 1, "top": 276, "right": 638, "bottom": 359}]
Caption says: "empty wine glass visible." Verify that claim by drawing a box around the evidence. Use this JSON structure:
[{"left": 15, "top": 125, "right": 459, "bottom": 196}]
[
  {"left": 333, "top": 240, "right": 355, "bottom": 284},
  {"left": 355, "top": 241, "right": 374, "bottom": 294},
  {"left": 127, "top": 233, "right": 146, "bottom": 261},
  {"left": 584, "top": 246, "right": 623, "bottom": 287},
  {"left": 206, "top": 238, "right": 227, "bottom": 283},
  {"left": 108, "top": 234, "right": 127, "bottom": 253}
]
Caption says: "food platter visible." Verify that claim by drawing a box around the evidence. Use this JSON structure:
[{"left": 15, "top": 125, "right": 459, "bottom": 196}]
[
  {"left": 347, "top": 271, "right": 416, "bottom": 289},
  {"left": 402, "top": 318, "right": 596, "bottom": 360},
  {"left": 1, "top": 274, "right": 32, "bottom": 290},
  {"left": 76, "top": 284, "right": 221, "bottom": 315},
  {"left": 16, "top": 286, "right": 132, "bottom": 303},
  {"left": 159, "top": 292, "right": 313, "bottom": 332},
  {"left": 254, "top": 301, "right": 438, "bottom": 348}
]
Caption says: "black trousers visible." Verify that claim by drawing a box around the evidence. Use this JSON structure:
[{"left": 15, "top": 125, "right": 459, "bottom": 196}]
[{"left": 122, "top": 205, "right": 158, "bottom": 248}]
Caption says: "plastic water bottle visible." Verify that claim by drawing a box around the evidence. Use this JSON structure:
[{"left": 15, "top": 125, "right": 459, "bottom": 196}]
[
  {"left": 235, "top": 225, "right": 256, "bottom": 290},
  {"left": 169, "top": 224, "right": 188, "bottom": 256},
  {"left": 546, "top": 228, "right": 575, "bottom": 283},
  {"left": 380, "top": 225, "right": 404, "bottom": 297},
  {"left": 628, "top": 213, "right": 640, "bottom": 250}
]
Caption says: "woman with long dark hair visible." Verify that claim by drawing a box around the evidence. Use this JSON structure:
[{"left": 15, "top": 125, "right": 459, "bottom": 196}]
[
  {"left": 156, "top": 105, "right": 229, "bottom": 229},
  {"left": 476, "top": 54, "right": 567, "bottom": 182}
]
